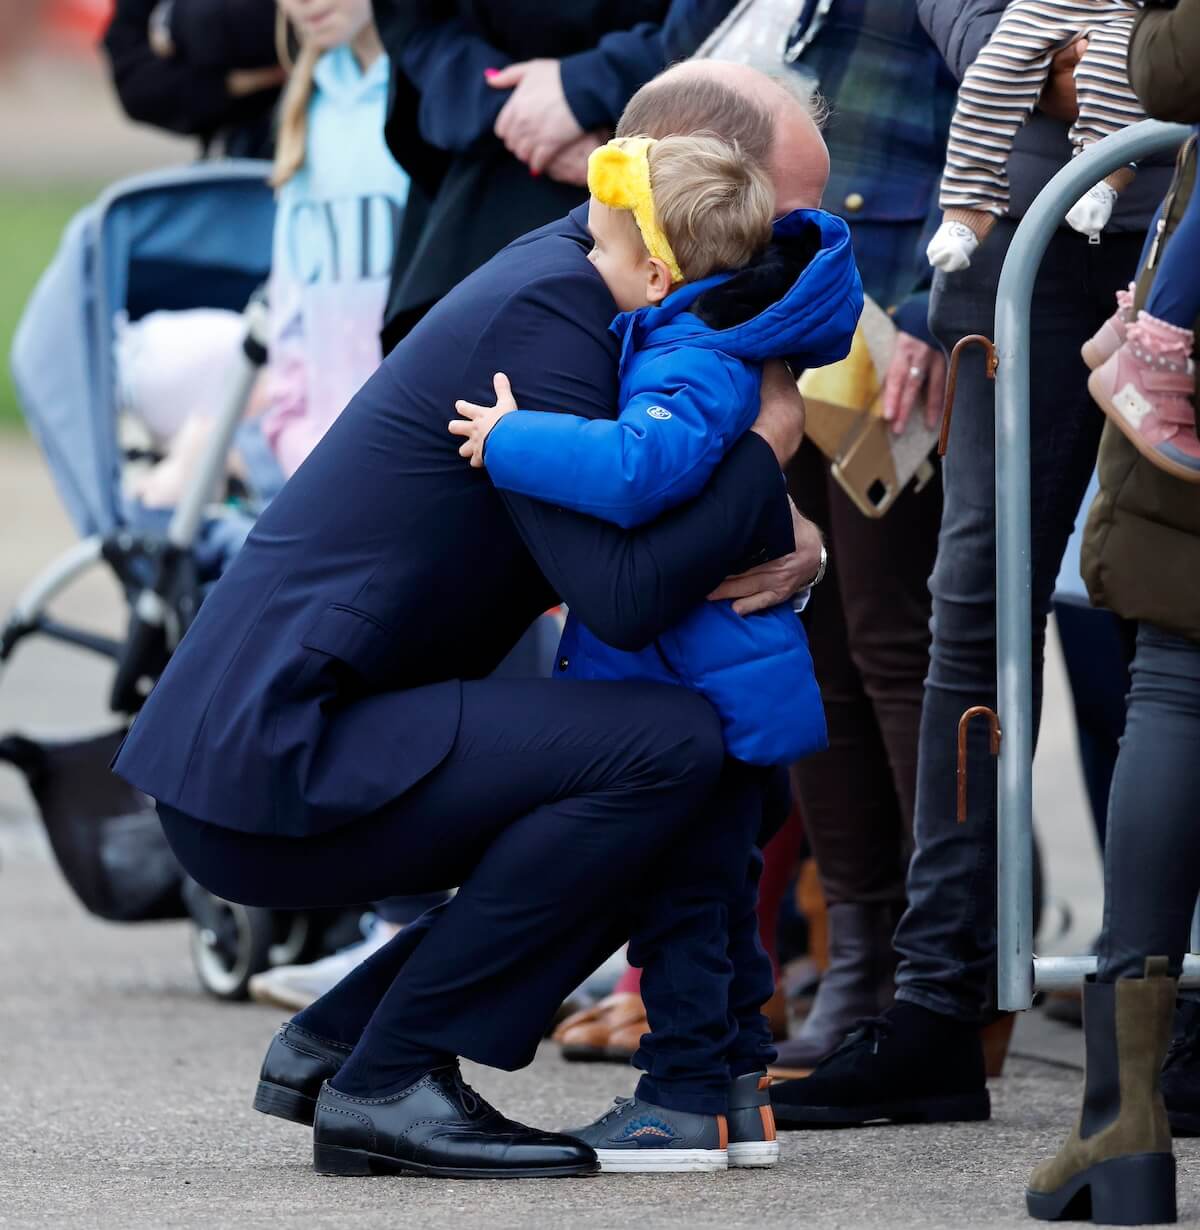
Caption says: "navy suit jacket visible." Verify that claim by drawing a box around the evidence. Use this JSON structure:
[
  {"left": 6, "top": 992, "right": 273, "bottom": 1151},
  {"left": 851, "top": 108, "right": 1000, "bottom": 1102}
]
[{"left": 113, "top": 209, "right": 795, "bottom": 836}]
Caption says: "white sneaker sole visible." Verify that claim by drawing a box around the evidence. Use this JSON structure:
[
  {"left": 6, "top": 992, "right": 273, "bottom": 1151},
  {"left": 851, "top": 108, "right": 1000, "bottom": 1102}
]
[
  {"left": 595, "top": 1148, "right": 728, "bottom": 1173},
  {"left": 728, "top": 1140, "right": 779, "bottom": 1168},
  {"left": 247, "top": 976, "right": 321, "bottom": 1012}
]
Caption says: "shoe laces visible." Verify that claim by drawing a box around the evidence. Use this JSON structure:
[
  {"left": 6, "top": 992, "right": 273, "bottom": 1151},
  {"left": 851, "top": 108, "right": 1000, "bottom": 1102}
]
[
  {"left": 445, "top": 1063, "right": 490, "bottom": 1117},
  {"left": 597, "top": 1096, "right": 635, "bottom": 1125},
  {"left": 822, "top": 1015, "right": 894, "bottom": 1065}
]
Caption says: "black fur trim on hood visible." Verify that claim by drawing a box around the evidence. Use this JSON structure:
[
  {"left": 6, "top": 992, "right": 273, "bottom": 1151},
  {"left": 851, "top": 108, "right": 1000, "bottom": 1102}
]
[{"left": 690, "top": 222, "right": 823, "bottom": 333}]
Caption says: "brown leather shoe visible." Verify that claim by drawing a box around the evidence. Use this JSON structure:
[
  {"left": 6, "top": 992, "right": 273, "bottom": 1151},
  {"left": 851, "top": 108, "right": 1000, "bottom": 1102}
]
[
  {"left": 980, "top": 1012, "right": 1015, "bottom": 1079},
  {"left": 552, "top": 990, "right": 638, "bottom": 1041},
  {"left": 555, "top": 992, "right": 646, "bottom": 1061},
  {"left": 605, "top": 1014, "right": 649, "bottom": 1060},
  {"left": 762, "top": 986, "right": 790, "bottom": 1041}
]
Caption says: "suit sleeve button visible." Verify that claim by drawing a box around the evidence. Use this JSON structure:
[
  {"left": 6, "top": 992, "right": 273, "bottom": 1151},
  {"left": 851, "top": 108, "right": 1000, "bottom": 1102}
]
[
  {"left": 558, "top": 657, "right": 569, "bottom": 671},
  {"left": 844, "top": 192, "right": 865, "bottom": 213}
]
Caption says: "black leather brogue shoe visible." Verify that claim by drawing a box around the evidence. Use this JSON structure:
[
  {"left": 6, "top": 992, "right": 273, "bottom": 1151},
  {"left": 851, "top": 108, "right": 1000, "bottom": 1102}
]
[
  {"left": 253, "top": 1022, "right": 352, "bottom": 1126},
  {"left": 313, "top": 1064, "right": 599, "bottom": 1179}
]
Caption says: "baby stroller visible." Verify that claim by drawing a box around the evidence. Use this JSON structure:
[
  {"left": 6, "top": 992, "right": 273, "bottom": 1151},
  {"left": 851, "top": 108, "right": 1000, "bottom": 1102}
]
[{"left": 1, "top": 161, "right": 364, "bottom": 997}]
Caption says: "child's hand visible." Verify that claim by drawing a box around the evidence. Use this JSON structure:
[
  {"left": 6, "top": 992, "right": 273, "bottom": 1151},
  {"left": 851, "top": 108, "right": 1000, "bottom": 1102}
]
[{"left": 449, "top": 372, "right": 518, "bottom": 468}]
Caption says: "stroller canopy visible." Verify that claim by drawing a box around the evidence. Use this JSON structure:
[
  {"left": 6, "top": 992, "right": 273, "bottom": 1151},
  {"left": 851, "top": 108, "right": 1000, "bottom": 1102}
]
[{"left": 10, "top": 162, "right": 276, "bottom": 538}]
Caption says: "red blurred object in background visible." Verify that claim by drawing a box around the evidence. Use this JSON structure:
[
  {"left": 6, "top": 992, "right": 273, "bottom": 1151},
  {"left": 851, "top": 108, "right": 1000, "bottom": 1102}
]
[
  {"left": 45, "top": 0, "right": 114, "bottom": 50},
  {"left": 0, "top": 0, "right": 112, "bottom": 61}
]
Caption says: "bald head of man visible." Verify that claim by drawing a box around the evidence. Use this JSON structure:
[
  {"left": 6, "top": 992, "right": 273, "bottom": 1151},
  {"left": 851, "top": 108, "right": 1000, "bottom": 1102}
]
[{"left": 615, "top": 58, "right": 830, "bottom": 215}]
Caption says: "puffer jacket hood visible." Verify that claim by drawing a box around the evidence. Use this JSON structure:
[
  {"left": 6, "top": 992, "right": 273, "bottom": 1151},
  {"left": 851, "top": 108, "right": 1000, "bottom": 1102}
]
[{"left": 611, "top": 207, "right": 863, "bottom": 372}]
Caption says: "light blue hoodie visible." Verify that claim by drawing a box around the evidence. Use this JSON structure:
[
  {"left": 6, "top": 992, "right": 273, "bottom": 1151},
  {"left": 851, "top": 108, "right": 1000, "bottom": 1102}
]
[{"left": 263, "top": 45, "right": 410, "bottom": 476}]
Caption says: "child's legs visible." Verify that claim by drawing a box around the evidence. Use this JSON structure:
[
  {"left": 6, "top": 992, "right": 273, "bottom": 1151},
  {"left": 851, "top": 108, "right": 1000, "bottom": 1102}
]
[
  {"left": 728, "top": 766, "right": 789, "bottom": 1074},
  {"left": 726, "top": 843, "right": 780, "bottom": 1078},
  {"left": 1146, "top": 128, "right": 1200, "bottom": 329},
  {"left": 628, "top": 759, "right": 767, "bottom": 1116},
  {"left": 1069, "top": 16, "right": 1141, "bottom": 150}
]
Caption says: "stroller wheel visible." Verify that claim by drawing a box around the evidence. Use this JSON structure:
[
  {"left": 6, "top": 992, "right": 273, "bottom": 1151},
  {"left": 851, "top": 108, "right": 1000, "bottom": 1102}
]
[
  {"left": 268, "top": 912, "right": 313, "bottom": 969},
  {"left": 184, "top": 881, "right": 273, "bottom": 1000}
]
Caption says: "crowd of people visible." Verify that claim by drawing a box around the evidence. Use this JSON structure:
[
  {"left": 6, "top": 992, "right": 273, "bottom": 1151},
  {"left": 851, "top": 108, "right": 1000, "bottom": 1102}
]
[{"left": 86, "top": 0, "right": 1200, "bottom": 1220}]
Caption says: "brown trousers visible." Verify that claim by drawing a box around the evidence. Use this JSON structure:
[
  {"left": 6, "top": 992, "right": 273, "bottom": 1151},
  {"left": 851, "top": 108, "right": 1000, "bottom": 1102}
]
[{"left": 787, "top": 440, "right": 942, "bottom": 907}]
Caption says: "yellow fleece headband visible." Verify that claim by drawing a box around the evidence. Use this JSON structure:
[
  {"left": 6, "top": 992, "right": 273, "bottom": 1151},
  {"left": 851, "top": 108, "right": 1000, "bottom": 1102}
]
[{"left": 587, "top": 137, "right": 684, "bottom": 284}]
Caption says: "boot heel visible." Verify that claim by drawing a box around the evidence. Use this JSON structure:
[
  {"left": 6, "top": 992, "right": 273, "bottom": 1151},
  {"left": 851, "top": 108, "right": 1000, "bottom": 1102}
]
[
  {"left": 1089, "top": 1152, "right": 1177, "bottom": 1226},
  {"left": 313, "top": 1142, "right": 373, "bottom": 1176},
  {"left": 253, "top": 1080, "right": 316, "bottom": 1125}
]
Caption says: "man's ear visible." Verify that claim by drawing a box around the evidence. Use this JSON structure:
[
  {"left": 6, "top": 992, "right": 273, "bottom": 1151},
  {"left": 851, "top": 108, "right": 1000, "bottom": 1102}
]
[{"left": 645, "top": 256, "right": 676, "bottom": 304}]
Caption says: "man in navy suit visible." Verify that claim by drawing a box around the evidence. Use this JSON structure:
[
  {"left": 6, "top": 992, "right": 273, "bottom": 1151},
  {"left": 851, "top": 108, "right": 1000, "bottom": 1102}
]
[{"left": 114, "top": 61, "right": 828, "bottom": 1179}]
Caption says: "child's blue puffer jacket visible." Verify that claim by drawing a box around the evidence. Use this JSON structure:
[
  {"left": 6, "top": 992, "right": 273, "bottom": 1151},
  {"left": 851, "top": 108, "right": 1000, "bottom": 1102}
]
[{"left": 487, "top": 208, "right": 863, "bottom": 766}]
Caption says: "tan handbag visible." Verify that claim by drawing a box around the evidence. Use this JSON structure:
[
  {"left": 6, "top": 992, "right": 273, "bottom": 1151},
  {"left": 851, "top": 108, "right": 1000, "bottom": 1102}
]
[{"left": 799, "top": 296, "right": 938, "bottom": 518}]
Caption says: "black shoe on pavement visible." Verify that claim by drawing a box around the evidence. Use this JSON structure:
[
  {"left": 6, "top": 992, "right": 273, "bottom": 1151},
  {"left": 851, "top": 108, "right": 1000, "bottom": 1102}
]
[
  {"left": 771, "top": 1001, "right": 990, "bottom": 1128},
  {"left": 313, "top": 1064, "right": 599, "bottom": 1179},
  {"left": 1163, "top": 1000, "right": 1200, "bottom": 1136},
  {"left": 253, "top": 1021, "right": 352, "bottom": 1126}
]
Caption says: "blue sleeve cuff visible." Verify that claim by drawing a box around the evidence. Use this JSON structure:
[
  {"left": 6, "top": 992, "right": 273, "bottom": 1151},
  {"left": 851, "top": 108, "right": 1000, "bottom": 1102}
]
[
  {"left": 559, "top": 25, "right": 666, "bottom": 132},
  {"left": 893, "top": 292, "right": 935, "bottom": 348}
]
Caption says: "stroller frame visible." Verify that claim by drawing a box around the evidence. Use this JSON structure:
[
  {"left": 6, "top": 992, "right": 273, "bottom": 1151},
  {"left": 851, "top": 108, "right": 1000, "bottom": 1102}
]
[
  {"left": 940, "top": 120, "right": 1197, "bottom": 1009},
  {"left": 2, "top": 162, "right": 271, "bottom": 713}
]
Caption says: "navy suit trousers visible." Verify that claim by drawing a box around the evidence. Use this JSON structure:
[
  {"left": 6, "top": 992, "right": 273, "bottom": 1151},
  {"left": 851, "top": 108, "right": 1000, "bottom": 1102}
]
[{"left": 159, "top": 677, "right": 769, "bottom": 1113}]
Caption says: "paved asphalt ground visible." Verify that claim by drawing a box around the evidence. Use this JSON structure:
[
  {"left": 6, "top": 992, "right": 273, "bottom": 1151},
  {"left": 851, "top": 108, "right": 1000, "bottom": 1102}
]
[{"left": 4, "top": 438, "right": 1198, "bottom": 1229}]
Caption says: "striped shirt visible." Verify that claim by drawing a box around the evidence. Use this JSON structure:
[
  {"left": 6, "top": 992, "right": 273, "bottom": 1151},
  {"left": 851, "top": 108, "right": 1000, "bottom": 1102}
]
[{"left": 940, "top": 0, "right": 1144, "bottom": 213}]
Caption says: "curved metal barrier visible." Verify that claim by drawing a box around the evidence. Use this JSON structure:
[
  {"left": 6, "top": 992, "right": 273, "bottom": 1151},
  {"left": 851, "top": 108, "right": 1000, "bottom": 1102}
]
[{"left": 943, "top": 120, "right": 1193, "bottom": 1009}]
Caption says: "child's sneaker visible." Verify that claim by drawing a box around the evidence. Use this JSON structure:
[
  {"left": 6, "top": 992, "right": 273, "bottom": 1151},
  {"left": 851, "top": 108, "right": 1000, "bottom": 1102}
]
[
  {"left": 1081, "top": 282, "right": 1136, "bottom": 371},
  {"left": 727, "top": 1071, "right": 779, "bottom": 1168},
  {"left": 562, "top": 1096, "right": 727, "bottom": 1172},
  {"left": 1089, "top": 311, "right": 1200, "bottom": 483}
]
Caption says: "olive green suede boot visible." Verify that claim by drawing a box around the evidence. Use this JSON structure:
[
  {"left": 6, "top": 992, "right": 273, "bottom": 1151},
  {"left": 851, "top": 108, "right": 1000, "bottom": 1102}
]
[{"left": 1027, "top": 959, "right": 1177, "bottom": 1225}]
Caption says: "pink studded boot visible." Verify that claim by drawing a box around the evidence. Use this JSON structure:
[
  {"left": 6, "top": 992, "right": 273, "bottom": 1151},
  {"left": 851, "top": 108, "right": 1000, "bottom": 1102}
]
[{"left": 1089, "top": 311, "right": 1200, "bottom": 483}]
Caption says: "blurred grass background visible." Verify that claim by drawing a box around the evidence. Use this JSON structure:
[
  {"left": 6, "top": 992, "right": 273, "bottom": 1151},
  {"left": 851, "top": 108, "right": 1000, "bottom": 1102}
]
[{"left": 0, "top": 185, "right": 97, "bottom": 429}]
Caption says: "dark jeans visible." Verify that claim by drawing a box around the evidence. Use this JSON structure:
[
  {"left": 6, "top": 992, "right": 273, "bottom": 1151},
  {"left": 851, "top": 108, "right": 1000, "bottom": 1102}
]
[
  {"left": 160, "top": 677, "right": 760, "bottom": 1115},
  {"left": 1052, "top": 600, "right": 1135, "bottom": 850},
  {"left": 631, "top": 760, "right": 783, "bottom": 1106},
  {"left": 893, "top": 220, "right": 1146, "bottom": 1022},
  {"left": 787, "top": 440, "right": 941, "bottom": 907},
  {"left": 1097, "top": 624, "right": 1200, "bottom": 981}
]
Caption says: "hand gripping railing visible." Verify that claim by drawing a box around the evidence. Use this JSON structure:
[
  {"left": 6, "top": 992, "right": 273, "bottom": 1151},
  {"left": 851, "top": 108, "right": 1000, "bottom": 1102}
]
[{"left": 952, "top": 120, "right": 1192, "bottom": 1009}]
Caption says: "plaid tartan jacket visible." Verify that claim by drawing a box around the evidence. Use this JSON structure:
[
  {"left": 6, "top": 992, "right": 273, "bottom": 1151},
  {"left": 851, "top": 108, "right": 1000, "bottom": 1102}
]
[
  {"left": 786, "top": 0, "right": 956, "bottom": 335},
  {"left": 790, "top": 0, "right": 957, "bottom": 228}
]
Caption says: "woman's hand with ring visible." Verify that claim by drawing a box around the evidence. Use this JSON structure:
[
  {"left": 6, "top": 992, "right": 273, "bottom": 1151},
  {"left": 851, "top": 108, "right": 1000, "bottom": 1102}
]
[{"left": 882, "top": 331, "right": 947, "bottom": 437}]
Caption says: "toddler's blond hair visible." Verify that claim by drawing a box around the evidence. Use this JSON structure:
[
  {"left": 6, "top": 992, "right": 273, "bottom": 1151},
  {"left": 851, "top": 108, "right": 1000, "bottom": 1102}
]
[{"left": 644, "top": 133, "right": 775, "bottom": 282}]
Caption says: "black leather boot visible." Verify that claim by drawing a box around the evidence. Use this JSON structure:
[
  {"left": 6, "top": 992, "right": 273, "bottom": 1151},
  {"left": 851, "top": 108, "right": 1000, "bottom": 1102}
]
[
  {"left": 253, "top": 1022, "right": 351, "bottom": 1125},
  {"left": 771, "top": 902, "right": 898, "bottom": 1073},
  {"left": 1163, "top": 997, "right": 1200, "bottom": 1136},
  {"left": 771, "top": 1000, "right": 990, "bottom": 1128},
  {"left": 313, "top": 1064, "right": 599, "bottom": 1179}
]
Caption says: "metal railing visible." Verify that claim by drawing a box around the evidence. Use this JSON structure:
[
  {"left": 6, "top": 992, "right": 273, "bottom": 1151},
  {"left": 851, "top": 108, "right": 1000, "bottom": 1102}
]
[{"left": 947, "top": 120, "right": 1193, "bottom": 1009}]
